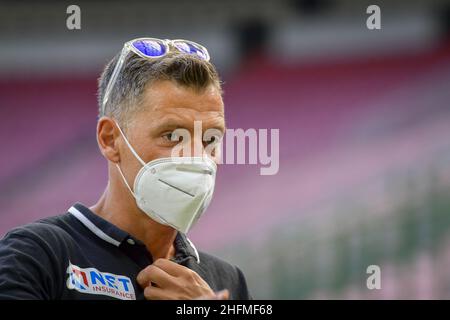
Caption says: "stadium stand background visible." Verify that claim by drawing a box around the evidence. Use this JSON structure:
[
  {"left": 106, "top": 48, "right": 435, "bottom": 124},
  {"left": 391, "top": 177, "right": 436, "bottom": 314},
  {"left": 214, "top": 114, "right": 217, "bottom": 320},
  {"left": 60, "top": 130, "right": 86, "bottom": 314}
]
[{"left": 1, "top": 0, "right": 450, "bottom": 298}]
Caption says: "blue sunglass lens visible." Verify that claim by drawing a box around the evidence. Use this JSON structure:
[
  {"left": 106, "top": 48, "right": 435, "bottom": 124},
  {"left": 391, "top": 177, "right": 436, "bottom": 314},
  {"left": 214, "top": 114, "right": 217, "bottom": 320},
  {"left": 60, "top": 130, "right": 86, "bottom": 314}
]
[
  {"left": 174, "top": 42, "right": 208, "bottom": 60},
  {"left": 132, "top": 40, "right": 167, "bottom": 57}
]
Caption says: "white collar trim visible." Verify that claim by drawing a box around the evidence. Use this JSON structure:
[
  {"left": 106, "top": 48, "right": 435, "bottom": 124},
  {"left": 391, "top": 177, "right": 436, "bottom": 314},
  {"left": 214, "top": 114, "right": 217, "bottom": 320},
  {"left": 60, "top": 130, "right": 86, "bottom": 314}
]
[{"left": 68, "top": 206, "right": 121, "bottom": 247}]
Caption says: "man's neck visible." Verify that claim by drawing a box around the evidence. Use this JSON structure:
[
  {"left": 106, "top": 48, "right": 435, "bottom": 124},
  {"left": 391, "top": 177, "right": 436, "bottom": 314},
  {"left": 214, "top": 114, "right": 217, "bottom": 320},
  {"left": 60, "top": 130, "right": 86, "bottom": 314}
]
[{"left": 89, "top": 182, "right": 177, "bottom": 261}]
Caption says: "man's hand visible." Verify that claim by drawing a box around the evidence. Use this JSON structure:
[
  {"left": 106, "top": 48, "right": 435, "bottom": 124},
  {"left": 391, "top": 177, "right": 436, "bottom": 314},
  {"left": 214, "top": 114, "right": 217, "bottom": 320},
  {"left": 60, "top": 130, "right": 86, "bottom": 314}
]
[{"left": 137, "top": 258, "right": 229, "bottom": 300}]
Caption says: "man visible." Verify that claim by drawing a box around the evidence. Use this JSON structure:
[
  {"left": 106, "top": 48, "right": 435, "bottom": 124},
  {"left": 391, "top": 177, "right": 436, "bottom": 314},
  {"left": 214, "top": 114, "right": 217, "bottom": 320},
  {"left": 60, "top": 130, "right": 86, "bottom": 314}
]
[{"left": 0, "top": 38, "right": 251, "bottom": 300}]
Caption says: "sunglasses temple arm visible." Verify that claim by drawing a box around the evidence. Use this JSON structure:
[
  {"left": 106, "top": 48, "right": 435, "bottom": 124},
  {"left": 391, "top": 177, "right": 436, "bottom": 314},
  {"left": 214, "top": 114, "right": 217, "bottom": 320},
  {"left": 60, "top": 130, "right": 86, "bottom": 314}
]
[{"left": 101, "top": 45, "right": 130, "bottom": 115}]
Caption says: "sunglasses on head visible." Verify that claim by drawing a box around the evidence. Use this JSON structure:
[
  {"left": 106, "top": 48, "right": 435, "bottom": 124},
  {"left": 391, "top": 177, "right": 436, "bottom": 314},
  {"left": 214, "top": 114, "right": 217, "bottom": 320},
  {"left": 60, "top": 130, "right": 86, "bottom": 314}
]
[{"left": 101, "top": 37, "right": 210, "bottom": 114}]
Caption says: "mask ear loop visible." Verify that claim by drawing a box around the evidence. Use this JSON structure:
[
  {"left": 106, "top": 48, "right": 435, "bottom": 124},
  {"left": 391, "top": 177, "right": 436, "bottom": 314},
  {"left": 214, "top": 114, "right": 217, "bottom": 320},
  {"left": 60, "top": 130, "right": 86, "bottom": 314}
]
[
  {"left": 114, "top": 121, "right": 147, "bottom": 199},
  {"left": 115, "top": 163, "right": 138, "bottom": 199},
  {"left": 114, "top": 121, "right": 147, "bottom": 166}
]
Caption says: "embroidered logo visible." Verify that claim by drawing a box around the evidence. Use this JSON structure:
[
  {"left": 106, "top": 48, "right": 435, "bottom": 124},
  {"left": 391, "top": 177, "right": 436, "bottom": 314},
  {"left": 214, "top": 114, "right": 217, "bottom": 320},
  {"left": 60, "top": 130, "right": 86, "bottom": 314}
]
[{"left": 66, "top": 262, "right": 136, "bottom": 300}]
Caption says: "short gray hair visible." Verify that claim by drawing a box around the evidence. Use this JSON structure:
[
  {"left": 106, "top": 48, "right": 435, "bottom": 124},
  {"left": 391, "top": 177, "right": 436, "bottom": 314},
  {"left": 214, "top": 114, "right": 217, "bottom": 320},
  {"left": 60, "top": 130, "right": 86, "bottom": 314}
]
[{"left": 97, "top": 50, "right": 222, "bottom": 128}]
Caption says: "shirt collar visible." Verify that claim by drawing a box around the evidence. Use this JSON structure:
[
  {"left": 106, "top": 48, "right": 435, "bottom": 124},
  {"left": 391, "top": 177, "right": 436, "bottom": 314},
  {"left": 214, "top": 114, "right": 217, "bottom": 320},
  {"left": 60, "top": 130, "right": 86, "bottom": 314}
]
[{"left": 68, "top": 202, "right": 200, "bottom": 263}]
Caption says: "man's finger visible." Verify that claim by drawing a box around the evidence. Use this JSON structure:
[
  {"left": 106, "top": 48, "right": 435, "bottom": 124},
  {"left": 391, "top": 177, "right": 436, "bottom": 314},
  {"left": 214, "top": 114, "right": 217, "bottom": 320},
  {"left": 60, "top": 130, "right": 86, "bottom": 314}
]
[
  {"left": 152, "top": 258, "right": 188, "bottom": 277},
  {"left": 143, "top": 285, "right": 172, "bottom": 300},
  {"left": 196, "top": 289, "right": 230, "bottom": 300},
  {"left": 136, "top": 264, "right": 176, "bottom": 288},
  {"left": 215, "top": 289, "right": 230, "bottom": 300}
]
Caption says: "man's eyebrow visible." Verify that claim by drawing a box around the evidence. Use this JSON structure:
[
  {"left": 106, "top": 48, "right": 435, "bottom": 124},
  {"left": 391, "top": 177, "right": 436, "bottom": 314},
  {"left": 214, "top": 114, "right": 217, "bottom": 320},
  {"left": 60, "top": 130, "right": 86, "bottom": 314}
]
[
  {"left": 207, "top": 124, "right": 226, "bottom": 134},
  {"left": 152, "top": 117, "right": 226, "bottom": 134},
  {"left": 153, "top": 120, "right": 186, "bottom": 132}
]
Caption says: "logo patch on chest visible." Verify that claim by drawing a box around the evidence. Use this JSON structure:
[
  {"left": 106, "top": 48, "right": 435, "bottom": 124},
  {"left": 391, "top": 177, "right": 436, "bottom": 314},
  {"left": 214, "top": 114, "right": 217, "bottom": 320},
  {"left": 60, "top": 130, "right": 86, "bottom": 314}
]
[{"left": 66, "top": 262, "right": 136, "bottom": 300}]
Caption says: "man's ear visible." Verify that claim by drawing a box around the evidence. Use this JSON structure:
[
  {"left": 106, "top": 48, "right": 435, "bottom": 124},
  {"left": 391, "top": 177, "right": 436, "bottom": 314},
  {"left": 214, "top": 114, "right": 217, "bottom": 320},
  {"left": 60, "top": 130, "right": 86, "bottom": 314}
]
[{"left": 97, "top": 117, "right": 120, "bottom": 163}]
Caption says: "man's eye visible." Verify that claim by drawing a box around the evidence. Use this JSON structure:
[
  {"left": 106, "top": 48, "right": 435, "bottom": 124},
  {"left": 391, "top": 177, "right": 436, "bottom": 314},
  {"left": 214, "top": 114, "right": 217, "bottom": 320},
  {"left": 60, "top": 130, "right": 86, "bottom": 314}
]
[
  {"left": 162, "top": 133, "right": 173, "bottom": 141},
  {"left": 162, "top": 132, "right": 183, "bottom": 142},
  {"left": 205, "top": 135, "right": 220, "bottom": 145}
]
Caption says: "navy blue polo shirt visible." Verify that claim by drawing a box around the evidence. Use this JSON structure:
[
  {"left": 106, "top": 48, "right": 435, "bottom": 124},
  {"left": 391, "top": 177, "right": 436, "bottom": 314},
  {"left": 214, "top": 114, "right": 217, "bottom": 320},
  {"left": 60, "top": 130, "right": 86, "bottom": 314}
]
[{"left": 0, "top": 203, "right": 251, "bottom": 300}]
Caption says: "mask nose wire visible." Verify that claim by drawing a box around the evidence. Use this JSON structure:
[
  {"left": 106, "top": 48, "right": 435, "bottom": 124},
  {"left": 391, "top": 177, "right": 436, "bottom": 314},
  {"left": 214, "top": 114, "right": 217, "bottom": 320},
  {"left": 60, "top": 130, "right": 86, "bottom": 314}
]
[{"left": 113, "top": 120, "right": 146, "bottom": 199}]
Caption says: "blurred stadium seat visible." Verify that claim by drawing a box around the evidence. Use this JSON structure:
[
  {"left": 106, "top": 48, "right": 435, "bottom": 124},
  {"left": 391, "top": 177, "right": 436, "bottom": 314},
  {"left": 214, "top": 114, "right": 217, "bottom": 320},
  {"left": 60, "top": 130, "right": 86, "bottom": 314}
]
[{"left": 1, "top": 0, "right": 450, "bottom": 299}]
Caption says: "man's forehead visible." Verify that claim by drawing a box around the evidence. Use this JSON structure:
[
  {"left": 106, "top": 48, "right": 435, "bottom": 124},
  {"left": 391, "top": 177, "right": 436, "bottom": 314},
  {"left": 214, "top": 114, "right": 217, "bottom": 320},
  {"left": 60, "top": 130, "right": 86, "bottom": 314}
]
[{"left": 141, "top": 80, "right": 224, "bottom": 113}]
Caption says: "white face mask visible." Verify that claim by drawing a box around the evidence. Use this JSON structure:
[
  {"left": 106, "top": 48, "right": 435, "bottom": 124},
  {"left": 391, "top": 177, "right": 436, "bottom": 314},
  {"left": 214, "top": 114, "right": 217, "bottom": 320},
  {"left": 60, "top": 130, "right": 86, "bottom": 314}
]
[{"left": 114, "top": 122, "right": 217, "bottom": 234}]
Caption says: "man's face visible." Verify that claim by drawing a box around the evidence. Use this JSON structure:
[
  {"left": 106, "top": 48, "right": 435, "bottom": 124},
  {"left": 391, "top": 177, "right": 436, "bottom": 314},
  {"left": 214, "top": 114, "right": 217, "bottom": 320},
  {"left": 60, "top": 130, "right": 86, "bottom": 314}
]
[{"left": 118, "top": 80, "right": 225, "bottom": 178}]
